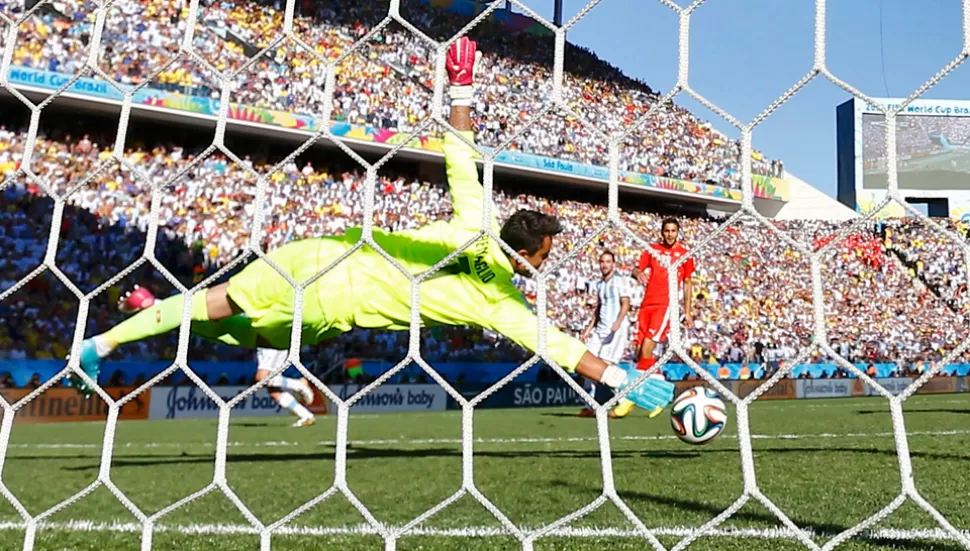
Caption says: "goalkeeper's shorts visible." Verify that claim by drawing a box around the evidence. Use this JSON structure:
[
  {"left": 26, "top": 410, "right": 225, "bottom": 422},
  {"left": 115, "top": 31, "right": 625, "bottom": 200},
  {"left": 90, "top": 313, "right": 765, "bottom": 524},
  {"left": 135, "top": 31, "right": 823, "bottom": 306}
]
[{"left": 226, "top": 237, "right": 355, "bottom": 348}]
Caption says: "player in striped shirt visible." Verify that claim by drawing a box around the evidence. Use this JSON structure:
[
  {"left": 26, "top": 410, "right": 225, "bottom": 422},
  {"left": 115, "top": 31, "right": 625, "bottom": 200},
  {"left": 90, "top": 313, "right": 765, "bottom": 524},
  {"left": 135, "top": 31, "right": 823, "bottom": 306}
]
[
  {"left": 71, "top": 38, "right": 675, "bottom": 416},
  {"left": 578, "top": 251, "right": 632, "bottom": 417},
  {"left": 612, "top": 218, "right": 695, "bottom": 419}
]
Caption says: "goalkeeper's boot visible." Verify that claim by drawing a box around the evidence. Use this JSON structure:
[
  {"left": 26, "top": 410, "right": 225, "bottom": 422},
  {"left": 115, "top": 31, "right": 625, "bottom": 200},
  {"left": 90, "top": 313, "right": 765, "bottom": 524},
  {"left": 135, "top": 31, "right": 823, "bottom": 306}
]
[
  {"left": 613, "top": 372, "right": 674, "bottom": 419},
  {"left": 68, "top": 338, "right": 103, "bottom": 398},
  {"left": 577, "top": 408, "right": 595, "bottom": 418}
]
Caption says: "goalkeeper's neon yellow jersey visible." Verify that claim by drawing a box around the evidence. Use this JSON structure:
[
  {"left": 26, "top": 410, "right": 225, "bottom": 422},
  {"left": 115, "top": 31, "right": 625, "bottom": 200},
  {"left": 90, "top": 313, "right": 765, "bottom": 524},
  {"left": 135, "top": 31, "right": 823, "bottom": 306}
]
[{"left": 326, "top": 131, "right": 588, "bottom": 371}]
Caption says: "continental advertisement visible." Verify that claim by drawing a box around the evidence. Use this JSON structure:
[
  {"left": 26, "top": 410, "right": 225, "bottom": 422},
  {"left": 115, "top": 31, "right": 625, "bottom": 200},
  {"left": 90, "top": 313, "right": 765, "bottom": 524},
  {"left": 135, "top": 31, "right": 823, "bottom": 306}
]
[
  {"left": 4, "top": 66, "right": 789, "bottom": 203},
  {"left": 0, "top": 386, "right": 150, "bottom": 424},
  {"left": 733, "top": 379, "right": 796, "bottom": 400}
]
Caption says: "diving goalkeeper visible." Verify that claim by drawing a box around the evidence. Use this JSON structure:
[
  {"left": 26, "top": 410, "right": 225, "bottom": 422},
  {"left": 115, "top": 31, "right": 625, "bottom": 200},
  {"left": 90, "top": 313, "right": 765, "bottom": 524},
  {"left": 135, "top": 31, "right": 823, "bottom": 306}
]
[{"left": 71, "top": 38, "right": 674, "bottom": 414}]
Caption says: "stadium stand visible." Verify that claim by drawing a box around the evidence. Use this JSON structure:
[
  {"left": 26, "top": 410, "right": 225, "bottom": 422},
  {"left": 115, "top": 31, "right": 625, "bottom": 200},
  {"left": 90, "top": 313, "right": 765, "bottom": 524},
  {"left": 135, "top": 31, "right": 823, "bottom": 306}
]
[
  {"left": 881, "top": 218, "right": 970, "bottom": 316},
  {"left": 2, "top": 118, "right": 969, "bottom": 386},
  {"left": 2, "top": 0, "right": 969, "bottom": 389},
  {"left": 8, "top": 0, "right": 782, "bottom": 188}
]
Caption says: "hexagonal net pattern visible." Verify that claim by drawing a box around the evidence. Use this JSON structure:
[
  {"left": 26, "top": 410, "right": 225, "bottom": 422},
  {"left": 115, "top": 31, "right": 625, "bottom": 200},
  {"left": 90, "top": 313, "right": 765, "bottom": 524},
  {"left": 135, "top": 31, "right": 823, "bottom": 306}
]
[{"left": 2, "top": 0, "right": 970, "bottom": 550}]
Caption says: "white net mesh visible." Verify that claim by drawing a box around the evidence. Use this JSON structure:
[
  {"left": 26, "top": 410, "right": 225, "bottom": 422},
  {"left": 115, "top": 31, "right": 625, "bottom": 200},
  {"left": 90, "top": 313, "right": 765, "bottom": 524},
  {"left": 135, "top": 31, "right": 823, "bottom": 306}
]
[{"left": 1, "top": 0, "right": 969, "bottom": 549}]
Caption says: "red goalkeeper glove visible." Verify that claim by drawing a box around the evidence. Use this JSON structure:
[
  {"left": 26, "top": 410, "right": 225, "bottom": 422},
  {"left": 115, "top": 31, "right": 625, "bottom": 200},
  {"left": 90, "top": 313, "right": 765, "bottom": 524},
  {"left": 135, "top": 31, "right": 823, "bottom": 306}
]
[{"left": 447, "top": 36, "right": 482, "bottom": 107}]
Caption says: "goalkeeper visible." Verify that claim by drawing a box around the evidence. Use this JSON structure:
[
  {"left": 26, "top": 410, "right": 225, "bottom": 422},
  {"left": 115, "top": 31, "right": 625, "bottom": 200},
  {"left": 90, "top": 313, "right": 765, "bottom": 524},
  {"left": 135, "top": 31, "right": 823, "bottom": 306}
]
[{"left": 72, "top": 38, "right": 674, "bottom": 415}]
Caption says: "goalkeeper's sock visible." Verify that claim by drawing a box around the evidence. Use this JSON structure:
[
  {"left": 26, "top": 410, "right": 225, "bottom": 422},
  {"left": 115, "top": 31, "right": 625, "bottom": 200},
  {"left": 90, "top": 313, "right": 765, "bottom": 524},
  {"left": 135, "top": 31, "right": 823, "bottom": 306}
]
[
  {"left": 277, "top": 392, "right": 312, "bottom": 419},
  {"left": 636, "top": 357, "right": 657, "bottom": 372},
  {"left": 267, "top": 375, "right": 303, "bottom": 393},
  {"left": 100, "top": 293, "right": 209, "bottom": 353}
]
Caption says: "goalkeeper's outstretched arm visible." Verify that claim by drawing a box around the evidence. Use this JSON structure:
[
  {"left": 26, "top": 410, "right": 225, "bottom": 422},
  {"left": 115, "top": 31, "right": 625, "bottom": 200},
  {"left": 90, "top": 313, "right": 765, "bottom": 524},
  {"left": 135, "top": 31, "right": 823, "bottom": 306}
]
[
  {"left": 450, "top": 97, "right": 472, "bottom": 133},
  {"left": 488, "top": 291, "right": 673, "bottom": 410},
  {"left": 487, "top": 295, "right": 613, "bottom": 382},
  {"left": 443, "top": 37, "right": 498, "bottom": 233},
  {"left": 444, "top": 37, "right": 675, "bottom": 413}
]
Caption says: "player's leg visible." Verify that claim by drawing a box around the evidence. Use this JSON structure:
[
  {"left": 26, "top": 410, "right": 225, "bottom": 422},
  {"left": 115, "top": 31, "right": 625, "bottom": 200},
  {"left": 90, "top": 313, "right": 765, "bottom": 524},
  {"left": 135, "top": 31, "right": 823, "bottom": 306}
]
[
  {"left": 578, "top": 332, "right": 605, "bottom": 417},
  {"left": 183, "top": 322, "right": 318, "bottom": 426},
  {"left": 637, "top": 338, "right": 660, "bottom": 374},
  {"left": 612, "top": 307, "right": 667, "bottom": 419},
  {"left": 272, "top": 388, "right": 315, "bottom": 427},
  {"left": 610, "top": 338, "right": 663, "bottom": 419},
  {"left": 255, "top": 348, "right": 316, "bottom": 427},
  {"left": 73, "top": 239, "right": 314, "bottom": 395},
  {"left": 104, "top": 282, "right": 237, "bottom": 347},
  {"left": 636, "top": 305, "right": 668, "bottom": 372},
  {"left": 72, "top": 283, "right": 241, "bottom": 395}
]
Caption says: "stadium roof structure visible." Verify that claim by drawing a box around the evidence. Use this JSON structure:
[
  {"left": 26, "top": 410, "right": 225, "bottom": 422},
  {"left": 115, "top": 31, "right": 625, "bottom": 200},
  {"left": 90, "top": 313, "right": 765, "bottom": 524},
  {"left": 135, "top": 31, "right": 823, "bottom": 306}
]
[{"left": 772, "top": 173, "right": 859, "bottom": 221}]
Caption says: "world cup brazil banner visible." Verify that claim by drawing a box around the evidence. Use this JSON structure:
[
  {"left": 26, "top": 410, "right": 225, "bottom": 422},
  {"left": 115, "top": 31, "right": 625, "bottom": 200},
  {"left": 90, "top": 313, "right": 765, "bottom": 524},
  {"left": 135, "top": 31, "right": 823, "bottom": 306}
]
[{"left": 5, "top": 67, "right": 789, "bottom": 203}]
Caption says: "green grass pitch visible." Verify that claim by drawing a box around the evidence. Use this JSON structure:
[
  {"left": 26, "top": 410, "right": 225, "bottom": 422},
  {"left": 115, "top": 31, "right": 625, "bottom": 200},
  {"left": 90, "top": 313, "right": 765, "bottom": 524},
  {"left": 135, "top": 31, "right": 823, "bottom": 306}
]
[{"left": 0, "top": 394, "right": 968, "bottom": 550}]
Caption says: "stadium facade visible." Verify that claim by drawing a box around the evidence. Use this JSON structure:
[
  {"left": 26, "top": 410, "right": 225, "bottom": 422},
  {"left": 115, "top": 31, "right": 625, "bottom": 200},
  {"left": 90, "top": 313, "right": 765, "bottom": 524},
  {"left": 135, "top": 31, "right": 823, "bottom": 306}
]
[{"left": 1, "top": 67, "right": 855, "bottom": 221}]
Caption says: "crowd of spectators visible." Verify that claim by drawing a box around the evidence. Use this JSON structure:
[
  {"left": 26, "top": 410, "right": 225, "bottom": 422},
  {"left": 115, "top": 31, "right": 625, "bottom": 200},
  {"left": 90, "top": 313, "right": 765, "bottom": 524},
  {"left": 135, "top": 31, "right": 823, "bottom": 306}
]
[
  {"left": 2, "top": 125, "right": 969, "bottom": 383},
  {"left": 0, "top": 165, "right": 255, "bottom": 363},
  {"left": 4, "top": 0, "right": 969, "bottom": 388},
  {"left": 881, "top": 218, "right": 970, "bottom": 317},
  {"left": 8, "top": 0, "right": 783, "bottom": 189},
  {"left": 517, "top": 208, "right": 970, "bottom": 368}
]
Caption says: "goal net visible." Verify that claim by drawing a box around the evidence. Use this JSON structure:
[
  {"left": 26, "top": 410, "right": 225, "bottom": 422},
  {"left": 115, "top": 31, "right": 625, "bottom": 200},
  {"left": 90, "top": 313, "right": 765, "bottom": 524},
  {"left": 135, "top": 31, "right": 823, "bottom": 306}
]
[{"left": 0, "top": 0, "right": 969, "bottom": 550}]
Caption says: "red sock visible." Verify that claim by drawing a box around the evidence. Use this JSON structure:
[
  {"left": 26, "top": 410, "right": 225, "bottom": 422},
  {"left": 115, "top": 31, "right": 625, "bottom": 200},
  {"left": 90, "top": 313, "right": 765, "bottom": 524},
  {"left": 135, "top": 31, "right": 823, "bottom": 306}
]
[{"left": 637, "top": 357, "right": 656, "bottom": 372}]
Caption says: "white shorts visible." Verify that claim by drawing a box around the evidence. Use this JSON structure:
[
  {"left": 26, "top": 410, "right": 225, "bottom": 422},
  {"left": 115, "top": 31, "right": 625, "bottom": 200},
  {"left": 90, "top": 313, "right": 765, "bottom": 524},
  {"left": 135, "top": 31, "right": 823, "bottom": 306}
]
[
  {"left": 585, "top": 325, "right": 630, "bottom": 365},
  {"left": 256, "top": 347, "right": 289, "bottom": 373}
]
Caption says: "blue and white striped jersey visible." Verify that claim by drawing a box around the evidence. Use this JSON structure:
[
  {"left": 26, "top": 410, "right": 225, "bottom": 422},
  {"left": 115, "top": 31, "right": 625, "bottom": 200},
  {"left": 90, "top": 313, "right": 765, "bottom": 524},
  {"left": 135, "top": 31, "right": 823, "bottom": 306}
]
[{"left": 594, "top": 273, "right": 632, "bottom": 334}]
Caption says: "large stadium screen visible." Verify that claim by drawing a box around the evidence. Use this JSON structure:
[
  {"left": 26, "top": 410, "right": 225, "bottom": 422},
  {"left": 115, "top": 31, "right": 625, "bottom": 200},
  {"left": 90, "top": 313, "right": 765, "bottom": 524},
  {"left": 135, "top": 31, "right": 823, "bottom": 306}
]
[
  {"left": 838, "top": 97, "right": 970, "bottom": 219},
  {"left": 862, "top": 112, "right": 970, "bottom": 190}
]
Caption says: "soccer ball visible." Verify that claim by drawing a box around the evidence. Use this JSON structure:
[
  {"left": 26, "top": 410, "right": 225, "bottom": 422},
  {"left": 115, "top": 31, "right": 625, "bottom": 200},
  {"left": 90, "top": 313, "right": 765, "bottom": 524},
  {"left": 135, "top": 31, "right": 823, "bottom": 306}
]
[{"left": 670, "top": 387, "right": 727, "bottom": 445}]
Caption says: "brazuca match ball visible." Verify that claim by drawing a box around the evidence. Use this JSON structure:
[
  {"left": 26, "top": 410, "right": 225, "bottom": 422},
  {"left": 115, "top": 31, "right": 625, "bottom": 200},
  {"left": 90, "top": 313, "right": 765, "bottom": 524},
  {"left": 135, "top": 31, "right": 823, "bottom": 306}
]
[{"left": 670, "top": 387, "right": 727, "bottom": 445}]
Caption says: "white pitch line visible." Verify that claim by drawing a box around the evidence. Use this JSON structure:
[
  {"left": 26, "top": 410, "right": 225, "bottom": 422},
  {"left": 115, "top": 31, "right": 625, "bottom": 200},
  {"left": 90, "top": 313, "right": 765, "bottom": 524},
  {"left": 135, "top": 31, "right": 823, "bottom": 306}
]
[
  {"left": 7, "top": 428, "right": 970, "bottom": 451},
  {"left": 0, "top": 519, "right": 965, "bottom": 542},
  {"left": 759, "top": 398, "right": 970, "bottom": 410}
]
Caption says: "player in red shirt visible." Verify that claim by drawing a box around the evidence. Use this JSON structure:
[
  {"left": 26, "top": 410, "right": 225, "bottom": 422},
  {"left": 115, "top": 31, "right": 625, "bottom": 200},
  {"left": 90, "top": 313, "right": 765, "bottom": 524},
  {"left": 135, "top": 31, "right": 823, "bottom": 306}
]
[{"left": 612, "top": 217, "right": 695, "bottom": 418}]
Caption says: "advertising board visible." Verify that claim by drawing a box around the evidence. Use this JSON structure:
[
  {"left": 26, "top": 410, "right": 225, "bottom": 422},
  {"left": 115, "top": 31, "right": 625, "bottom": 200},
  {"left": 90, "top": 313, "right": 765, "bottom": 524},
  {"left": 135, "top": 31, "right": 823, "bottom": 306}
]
[
  {"left": 0, "top": 386, "right": 150, "bottom": 424},
  {"left": 462, "top": 382, "right": 588, "bottom": 409},
  {"left": 797, "top": 379, "right": 854, "bottom": 399},
  {"left": 733, "top": 379, "right": 796, "bottom": 401},
  {"left": 329, "top": 384, "right": 447, "bottom": 413},
  {"left": 913, "top": 377, "right": 958, "bottom": 395},
  {"left": 874, "top": 378, "right": 913, "bottom": 396},
  {"left": 149, "top": 385, "right": 328, "bottom": 420}
]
